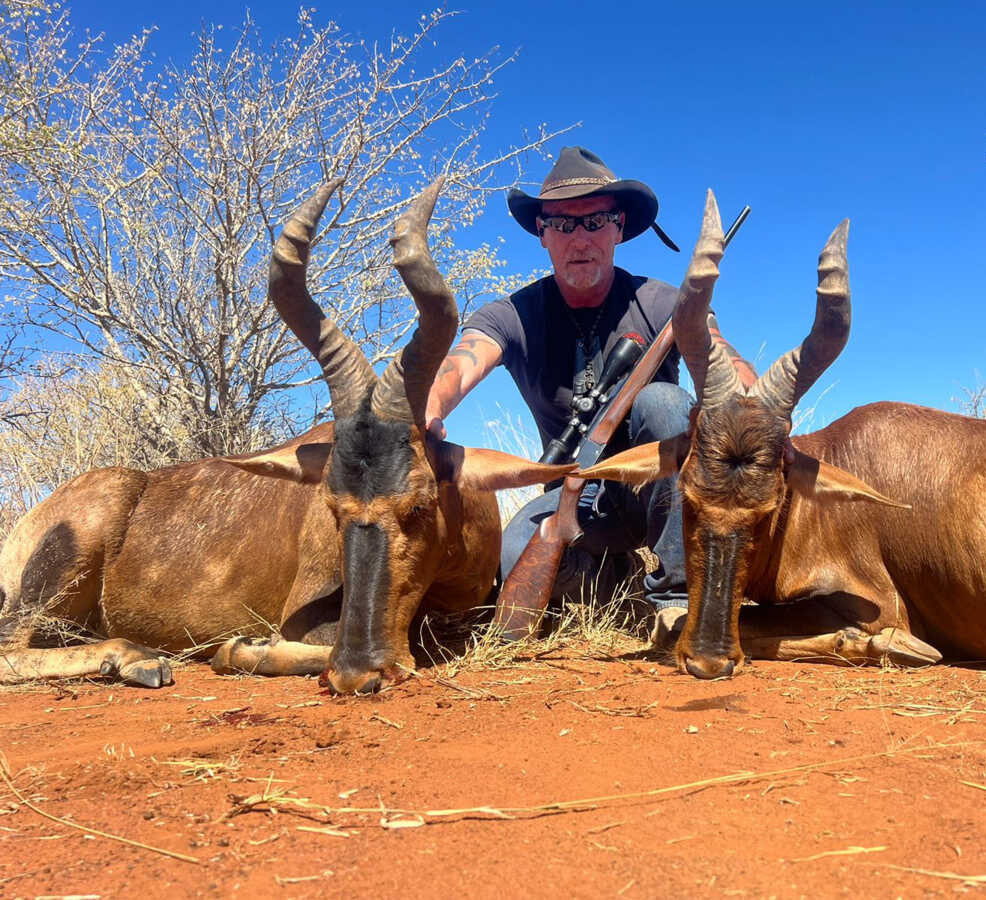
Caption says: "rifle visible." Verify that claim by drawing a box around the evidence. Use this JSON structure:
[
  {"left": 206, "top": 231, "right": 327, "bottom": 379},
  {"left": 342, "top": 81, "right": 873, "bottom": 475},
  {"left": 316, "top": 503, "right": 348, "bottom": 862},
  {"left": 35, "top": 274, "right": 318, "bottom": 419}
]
[{"left": 492, "top": 204, "right": 750, "bottom": 640}]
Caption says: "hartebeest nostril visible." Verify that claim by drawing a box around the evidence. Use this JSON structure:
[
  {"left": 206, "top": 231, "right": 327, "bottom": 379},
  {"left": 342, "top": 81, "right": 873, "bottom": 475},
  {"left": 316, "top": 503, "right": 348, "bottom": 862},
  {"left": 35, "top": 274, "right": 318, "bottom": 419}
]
[
  {"left": 684, "top": 655, "right": 736, "bottom": 680},
  {"left": 320, "top": 667, "right": 385, "bottom": 696},
  {"left": 354, "top": 674, "right": 382, "bottom": 695}
]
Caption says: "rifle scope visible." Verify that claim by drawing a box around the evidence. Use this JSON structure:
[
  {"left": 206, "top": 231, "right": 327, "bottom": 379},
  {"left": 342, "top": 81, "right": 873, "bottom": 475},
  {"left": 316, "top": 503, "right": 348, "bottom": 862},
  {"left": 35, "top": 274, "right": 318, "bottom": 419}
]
[{"left": 539, "top": 333, "right": 645, "bottom": 465}]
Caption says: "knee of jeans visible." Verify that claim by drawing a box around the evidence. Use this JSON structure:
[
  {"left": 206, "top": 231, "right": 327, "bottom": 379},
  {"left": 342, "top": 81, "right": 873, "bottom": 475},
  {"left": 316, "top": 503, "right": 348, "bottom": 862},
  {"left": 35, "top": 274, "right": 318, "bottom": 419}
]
[{"left": 630, "top": 382, "right": 694, "bottom": 442}]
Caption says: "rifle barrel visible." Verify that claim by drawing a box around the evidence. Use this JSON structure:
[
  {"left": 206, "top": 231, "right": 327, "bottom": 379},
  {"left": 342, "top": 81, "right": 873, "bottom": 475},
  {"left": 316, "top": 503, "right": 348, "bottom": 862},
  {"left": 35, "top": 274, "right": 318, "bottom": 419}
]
[{"left": 723, "top": 205, "right": 751, "bottom": 248}]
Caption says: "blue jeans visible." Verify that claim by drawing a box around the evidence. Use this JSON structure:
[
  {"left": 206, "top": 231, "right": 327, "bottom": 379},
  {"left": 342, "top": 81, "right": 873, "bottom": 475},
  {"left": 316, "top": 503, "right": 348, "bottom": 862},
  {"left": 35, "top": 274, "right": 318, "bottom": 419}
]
[{"left": 501, "top": 382, "right": 692, "bottom": 610}]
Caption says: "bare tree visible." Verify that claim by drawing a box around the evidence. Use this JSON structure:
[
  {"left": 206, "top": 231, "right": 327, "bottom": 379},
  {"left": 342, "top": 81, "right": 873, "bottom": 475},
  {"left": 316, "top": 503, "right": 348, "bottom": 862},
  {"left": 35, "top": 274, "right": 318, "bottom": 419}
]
[
  {"left": 957, "top": 375, "right": 986, "bottom": 418},
  {"left": 0, "top": 2, "right": 562, "bottom": 472}
]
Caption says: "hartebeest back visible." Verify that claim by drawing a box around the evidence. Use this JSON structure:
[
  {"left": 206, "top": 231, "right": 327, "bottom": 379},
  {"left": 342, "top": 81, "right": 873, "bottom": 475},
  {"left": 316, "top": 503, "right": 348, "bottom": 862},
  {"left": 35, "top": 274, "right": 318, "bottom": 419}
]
[
  {"left": 579, "top": 191, "right": 986, "bottom": 677},
  {"left": 0, "top": 180, "right": 572, "bottom": 692}
]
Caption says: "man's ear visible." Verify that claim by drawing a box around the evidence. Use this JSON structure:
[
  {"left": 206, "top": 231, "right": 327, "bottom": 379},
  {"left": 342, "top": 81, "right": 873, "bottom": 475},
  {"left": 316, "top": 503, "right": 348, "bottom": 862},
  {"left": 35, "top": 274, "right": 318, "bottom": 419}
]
[
  {"left": 430, "top": 439, "right": 574, "bottom": 491},
  {"left": 222, "top": 443, "right": 331, "bottom": 484},
  {"left": 575, "top": 432, "right": 691, "bottom": 487},
  {"left": 787, "top": 450, "right": 910, "bottom": 508}
]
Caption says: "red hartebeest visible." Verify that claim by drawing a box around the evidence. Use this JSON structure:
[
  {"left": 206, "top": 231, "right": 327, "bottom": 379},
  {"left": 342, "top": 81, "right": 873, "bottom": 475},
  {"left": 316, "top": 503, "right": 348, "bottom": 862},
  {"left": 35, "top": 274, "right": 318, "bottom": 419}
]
[
  {"left": 0, "top": 180, "right": 572, "bottom": 693},
  {"left": 579, "top": 190, "right": 986, "bottom": 678}
]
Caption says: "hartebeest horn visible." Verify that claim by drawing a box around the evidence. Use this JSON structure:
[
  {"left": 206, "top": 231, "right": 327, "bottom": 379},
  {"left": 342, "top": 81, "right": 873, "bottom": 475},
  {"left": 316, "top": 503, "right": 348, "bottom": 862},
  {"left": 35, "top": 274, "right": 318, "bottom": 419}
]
[
  {"left": 752, "top": 220, "right": 851, "bottom": 417},
  {"left": 270, "top": 179, "right": 377, "bottom": 421},
  {"left": 371, "top": 178, "right": 459, "bottom": 425},
  {"left": 672, "top": 190, "right": 743, "bottom": 408}
]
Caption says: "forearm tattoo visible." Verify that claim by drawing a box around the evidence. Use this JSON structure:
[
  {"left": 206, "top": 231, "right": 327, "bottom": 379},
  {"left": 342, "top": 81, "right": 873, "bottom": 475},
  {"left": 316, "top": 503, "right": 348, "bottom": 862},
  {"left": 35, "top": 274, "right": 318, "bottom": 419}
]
[
  {"left": 446, "top": 336, "right": 486, "bottom": 371},
  {"left": 448, "top": 347, "right": 480, "bottom": 367}
]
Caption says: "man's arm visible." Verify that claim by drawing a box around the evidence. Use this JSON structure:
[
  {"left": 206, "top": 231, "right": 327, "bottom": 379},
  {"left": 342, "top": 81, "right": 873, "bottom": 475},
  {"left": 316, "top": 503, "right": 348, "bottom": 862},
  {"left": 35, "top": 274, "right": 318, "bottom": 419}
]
[
  {"left": 708, "top": 313, "right": 758, "bottom": 388},
  {"left": 425, "top": 330, "right": 503, "bottom": 439}
]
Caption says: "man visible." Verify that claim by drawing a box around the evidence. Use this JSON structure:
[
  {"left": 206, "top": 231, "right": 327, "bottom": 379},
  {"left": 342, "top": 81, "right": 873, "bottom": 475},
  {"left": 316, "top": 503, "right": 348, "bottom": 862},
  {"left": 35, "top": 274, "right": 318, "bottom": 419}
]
[{"left": 426, "top": 147, "right": 754, "bottom": 615}]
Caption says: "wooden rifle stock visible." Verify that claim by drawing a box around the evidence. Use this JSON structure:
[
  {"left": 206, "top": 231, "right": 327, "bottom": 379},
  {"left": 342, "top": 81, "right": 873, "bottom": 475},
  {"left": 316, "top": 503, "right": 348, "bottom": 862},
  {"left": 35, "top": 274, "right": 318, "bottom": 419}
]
[{"left": 493, "top": 318, "right": 676, "bottom": 639}]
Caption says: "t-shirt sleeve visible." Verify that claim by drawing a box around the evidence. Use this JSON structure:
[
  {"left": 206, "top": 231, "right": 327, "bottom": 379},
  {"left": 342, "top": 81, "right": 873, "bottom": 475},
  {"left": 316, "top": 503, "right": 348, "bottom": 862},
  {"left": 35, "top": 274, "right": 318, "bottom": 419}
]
[{"left": 462, "top": 297, "right": 524, "bottom": 369}]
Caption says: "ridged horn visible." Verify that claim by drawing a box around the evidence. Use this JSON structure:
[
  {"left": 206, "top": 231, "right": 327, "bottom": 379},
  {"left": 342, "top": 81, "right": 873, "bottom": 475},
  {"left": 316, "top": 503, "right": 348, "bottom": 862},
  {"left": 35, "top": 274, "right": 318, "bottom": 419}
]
[
  {"left": 672, "top": 190, "right": 743, "bottom": 407},
  {"left": 752, "top": 220, "right": 851, "bottom": 417},
  {"left": 371, "top": 177, "right": 459, "bottom": 424},
  {"left": 270, "top": 179, "right": 377, "bottom": 421}
]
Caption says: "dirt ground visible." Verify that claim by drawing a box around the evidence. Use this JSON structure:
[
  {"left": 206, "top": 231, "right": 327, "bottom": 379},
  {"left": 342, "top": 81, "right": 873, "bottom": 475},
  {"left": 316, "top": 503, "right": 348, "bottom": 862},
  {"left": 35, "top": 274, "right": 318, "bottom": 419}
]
[{"left": 1, "top": 644, "right": 984, "bottom": 899}]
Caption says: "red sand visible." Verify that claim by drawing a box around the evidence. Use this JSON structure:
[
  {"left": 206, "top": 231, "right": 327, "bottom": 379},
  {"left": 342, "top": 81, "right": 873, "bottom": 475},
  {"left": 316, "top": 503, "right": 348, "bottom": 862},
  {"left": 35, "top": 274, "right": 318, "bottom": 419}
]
[{"left": 1, "top": 654, "right": 984, "bottom": 898}]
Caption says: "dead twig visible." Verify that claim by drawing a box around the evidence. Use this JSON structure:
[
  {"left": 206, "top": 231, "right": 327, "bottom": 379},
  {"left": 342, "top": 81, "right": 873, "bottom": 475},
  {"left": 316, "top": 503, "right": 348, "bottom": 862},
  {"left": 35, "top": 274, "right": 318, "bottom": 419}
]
[
  {"left": 561, "top": 699, "right": 660, "bottom": 718},
  {"left": 882, "top": 864, "right": 986, "bottom": 885},
  {"left": 369, "top": 712, "right": 403, "bottom": 730},
  {"left": 790, "top": 845, "right": 887, "bottom": 862},
  {"left": 291, "top": 737, "right": 984, "bottom": 828}
]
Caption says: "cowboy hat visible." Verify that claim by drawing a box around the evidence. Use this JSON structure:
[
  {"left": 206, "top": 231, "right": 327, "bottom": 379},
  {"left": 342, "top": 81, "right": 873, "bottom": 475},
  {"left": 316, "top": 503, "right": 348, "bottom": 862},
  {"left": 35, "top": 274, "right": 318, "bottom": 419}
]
[{"left": 506, "top": 146, "right": 678, "bottom": 250}]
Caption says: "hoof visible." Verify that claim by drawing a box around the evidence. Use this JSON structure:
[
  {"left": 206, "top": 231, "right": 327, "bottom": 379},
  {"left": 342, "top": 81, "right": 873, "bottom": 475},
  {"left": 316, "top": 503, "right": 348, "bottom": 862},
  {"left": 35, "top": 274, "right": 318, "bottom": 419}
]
[
  {"left": 99, "top": 640, "right": 174, "bottom": 687},
  {"left": 869, "top": 627, "right": 942, "bottom": 666},
  {"left": 650, "top": 606, "right": 687, "bottom": 651},
  {"left": 210, "top": 636, "right": 263, "bottom": 675},
  {"left": 119, "top": 658, "right": 173, "bottom": 688}
]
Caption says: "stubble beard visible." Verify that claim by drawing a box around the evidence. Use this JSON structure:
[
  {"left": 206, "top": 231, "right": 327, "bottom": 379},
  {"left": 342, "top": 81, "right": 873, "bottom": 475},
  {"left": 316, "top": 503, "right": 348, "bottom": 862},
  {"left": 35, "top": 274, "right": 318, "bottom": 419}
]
[{"left": 558, "top": 259, "right": 604, "bottom": 292}]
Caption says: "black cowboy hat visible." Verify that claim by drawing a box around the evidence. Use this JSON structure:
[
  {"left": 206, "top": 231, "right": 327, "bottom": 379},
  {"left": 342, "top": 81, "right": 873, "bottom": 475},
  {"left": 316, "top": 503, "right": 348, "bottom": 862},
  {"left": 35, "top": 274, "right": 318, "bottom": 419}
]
[{"left": 506, "top": 146, "right": 678, "bottom": 250}]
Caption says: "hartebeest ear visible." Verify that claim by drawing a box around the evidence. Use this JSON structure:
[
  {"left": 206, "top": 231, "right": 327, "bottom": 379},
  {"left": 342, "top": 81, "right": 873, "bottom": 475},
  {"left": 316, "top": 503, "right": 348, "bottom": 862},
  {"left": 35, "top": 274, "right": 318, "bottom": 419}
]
[
  {"left": 430, "top": 440, "right": 575, "bottom": 491},
  {"left": 575, "top": 433, "right": 692, "bottom": 487},
  {"left": 222, "top": 443, "right": 332, "bottom": 484},
  {"left": 787, "top": 450, "right": 911, "bottom": 508}
]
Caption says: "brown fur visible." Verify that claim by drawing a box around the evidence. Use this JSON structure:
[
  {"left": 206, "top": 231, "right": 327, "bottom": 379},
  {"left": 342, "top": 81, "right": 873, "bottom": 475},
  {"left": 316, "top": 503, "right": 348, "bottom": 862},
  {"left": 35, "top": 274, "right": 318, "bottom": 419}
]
[
  {"left": 582, "top": 399, "right": 986, "bottom": 677},
  {"left": 679, "top": 400, "right": 986, "bottom": 674},
  {"left": 749, "top": 402, "right": 986, "bottom": 659},
  {"left": 686, "top": 396, "right": 789, "bottom": 508},
  {"left": 0, "top": 420, "right": 521, "bottom": 689},
  {"left": 0, "top": 180, "right": 574, "bottom": 692}
]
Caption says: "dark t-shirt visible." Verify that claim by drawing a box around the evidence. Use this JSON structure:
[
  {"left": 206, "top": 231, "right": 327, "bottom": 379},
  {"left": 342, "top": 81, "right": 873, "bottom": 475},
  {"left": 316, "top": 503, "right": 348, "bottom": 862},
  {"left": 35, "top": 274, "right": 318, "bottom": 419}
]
[{"left": 463, "top": 267, "right": 680, "bottom": 452}]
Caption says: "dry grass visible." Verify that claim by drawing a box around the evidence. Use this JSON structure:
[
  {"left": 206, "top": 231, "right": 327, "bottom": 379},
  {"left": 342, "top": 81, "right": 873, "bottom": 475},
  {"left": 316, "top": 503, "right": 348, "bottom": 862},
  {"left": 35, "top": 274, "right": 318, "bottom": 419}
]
[
  {"left": 479, "top": 404, "right": 544, "bottom": 525},
  {"left": 0, "top": 751, "right": 200, "bottom": 863},
  {"left": 435, "top": 565, "right": 652, "bottom": 680},
  {"left": 0, "top": 359, "right": 287, "bottom": 542}
]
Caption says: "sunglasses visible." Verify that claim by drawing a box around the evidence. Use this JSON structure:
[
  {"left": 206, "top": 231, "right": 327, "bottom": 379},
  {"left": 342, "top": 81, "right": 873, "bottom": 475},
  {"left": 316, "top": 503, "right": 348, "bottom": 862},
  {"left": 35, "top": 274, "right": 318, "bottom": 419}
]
[{"left": 537, "top": 210, "right": 623, "bottom": 235}]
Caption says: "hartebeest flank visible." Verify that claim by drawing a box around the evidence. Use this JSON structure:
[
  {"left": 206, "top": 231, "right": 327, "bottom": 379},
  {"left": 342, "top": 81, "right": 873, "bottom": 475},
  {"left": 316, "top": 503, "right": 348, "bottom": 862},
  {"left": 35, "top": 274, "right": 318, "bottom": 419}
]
[
  {"left": 579, "top": 190, "right": 986, "bottom": 678},
  {"left": 0, "top": 180, "right": 572, "bottom": 693}
]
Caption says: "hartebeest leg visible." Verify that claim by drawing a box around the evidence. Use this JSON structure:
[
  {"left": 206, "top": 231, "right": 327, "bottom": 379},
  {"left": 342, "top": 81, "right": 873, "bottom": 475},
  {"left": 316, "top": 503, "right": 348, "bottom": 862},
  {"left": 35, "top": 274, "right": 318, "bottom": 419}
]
[
  {"left": 0, "top": 639, "right": 173, "bottom": 687},
  {"left": 742, "top": 624, "right": 942, "bottom": 667},
  {"left": 651, "top": 601, "right": 942, "bottom": 667},
  {"left": 210, "top": 634, "right": 333, "bottom": 677},
  {"left": 737, "top": 601, "right": 941, "bottom": 667}
]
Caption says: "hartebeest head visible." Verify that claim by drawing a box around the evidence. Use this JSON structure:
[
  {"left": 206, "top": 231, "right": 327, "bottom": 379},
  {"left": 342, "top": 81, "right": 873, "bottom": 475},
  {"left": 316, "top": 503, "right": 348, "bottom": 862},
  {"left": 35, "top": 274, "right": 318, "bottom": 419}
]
[
  {"left": 578, "top": 191, "right": 907, "bottom": 679},
  {"left": 230, "top": 180, "right": 572, "bottom": 693}
]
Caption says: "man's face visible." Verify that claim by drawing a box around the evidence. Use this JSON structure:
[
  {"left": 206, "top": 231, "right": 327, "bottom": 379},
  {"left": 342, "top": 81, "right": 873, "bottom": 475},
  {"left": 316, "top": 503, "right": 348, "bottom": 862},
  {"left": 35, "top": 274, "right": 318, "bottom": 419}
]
[{"left": 538, "top": 194, "right": 624, "bottom": 296}]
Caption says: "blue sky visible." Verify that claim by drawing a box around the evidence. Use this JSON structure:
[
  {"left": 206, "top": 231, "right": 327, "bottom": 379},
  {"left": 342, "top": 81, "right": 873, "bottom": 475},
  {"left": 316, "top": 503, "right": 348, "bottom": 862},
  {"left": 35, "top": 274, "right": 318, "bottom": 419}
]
[{"left": 63, "top": 1, "right": 986, "bottom": 450}]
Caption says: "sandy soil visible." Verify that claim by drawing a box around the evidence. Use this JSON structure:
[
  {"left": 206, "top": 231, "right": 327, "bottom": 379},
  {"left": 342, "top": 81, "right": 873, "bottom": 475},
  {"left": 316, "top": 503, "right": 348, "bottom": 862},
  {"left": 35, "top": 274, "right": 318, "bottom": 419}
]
[{"left": 1, "top": 649, "right": 984, "bottom": 899}]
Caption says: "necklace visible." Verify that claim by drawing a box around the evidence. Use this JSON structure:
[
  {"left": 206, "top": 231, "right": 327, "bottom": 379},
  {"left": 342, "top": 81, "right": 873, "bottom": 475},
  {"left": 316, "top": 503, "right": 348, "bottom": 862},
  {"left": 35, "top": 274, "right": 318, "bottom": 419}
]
[
  {"left": 565, "top": 301, "right": 606, "bottom": 392},
  {"left": 564, "top": 302, "right": 606, "bottom": 354}
]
